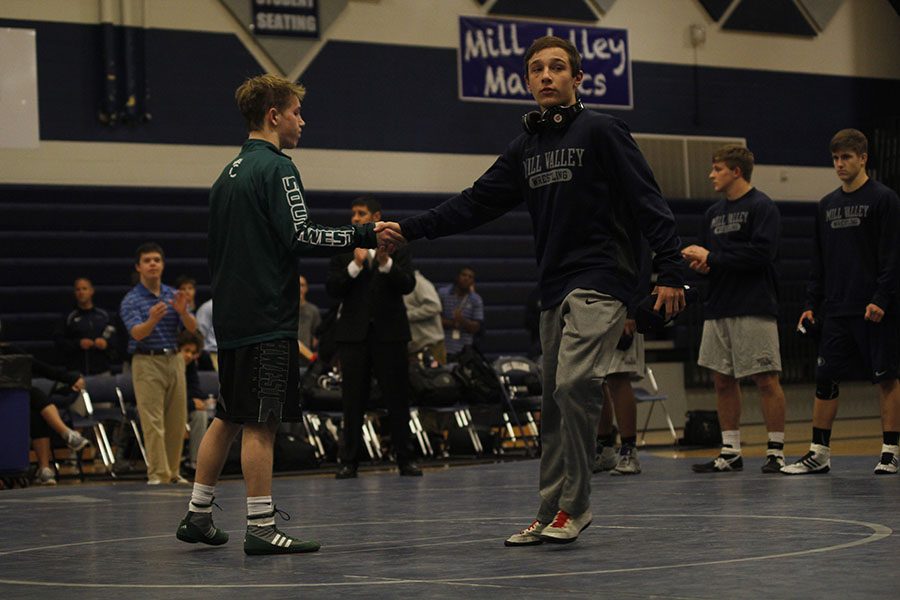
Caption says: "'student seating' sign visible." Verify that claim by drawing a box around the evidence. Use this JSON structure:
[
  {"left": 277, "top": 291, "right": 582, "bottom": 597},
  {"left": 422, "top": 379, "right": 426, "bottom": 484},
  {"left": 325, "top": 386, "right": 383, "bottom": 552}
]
[{"left": 252, "top": 0, "right": 319, "bottom": 38}]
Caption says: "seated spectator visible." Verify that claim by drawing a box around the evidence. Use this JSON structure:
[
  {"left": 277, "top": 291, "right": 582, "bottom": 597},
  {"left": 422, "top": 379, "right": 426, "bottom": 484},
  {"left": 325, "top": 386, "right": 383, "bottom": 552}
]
[
  {"left": 175, "top": 275, "right": 198, "bottom": 314},
  {"left": 298, "top": 274, "right": 321, "bottom": 366},
  {"left": 404, "top": 269, "right": 446, "bottom": 365},
  {"left": 0, "top": 338, "right": 90, "bottom": 486},
  {"left": 54, "top": 277, "right": 117, "bottom": 375},
  {"left": 177, "top": 330, "right": 209, "bottom": 472},
  {"left": 195, "top": 298, "right": 218, "bottom": 371},
  {"left": 438, "top": 266, "right": 484, "bottom": 358}
]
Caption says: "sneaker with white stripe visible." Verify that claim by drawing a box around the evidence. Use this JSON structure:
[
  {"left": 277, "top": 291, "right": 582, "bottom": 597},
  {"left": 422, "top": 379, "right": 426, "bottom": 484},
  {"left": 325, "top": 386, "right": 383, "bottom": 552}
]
[
  {"left": 873, "top": 444, "right": 899, "bottom": 475},
  {"left": 781, "top": 444, "right": 831, "bottom": 475},
  {"left": 243, "top": 508, "right": 320, "bottom": 555}
]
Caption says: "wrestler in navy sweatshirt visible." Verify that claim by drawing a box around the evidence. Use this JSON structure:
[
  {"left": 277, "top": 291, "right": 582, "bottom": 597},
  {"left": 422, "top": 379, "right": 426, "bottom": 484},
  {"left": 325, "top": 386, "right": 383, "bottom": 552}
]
[
  {"left": 806, "top": 178, "right": 900, "bottom": 317},
  {"left": 399, "top": 110, "right": 683, "bottom": 309},
  {"left": 700, "top": 188, "right": 781, "bottom": 320}
]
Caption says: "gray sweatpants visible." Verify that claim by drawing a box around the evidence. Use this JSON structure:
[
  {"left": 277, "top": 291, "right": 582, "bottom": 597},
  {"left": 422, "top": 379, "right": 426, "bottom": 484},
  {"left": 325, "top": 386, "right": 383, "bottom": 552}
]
[{"left": 537, "top": 288, "right": 626, "bottom": 521}]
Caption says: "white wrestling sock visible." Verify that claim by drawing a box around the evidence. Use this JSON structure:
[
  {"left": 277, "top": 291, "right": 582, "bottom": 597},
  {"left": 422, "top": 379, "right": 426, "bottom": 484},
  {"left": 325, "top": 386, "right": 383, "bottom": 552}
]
[
  {"left": 189, "top": 483, "right": 215, "bottom": 513},
  {"left": 247, "top": 496, "right": 274, "bottom": 526},
  {"left": 721, "top": 430, "right": 741, "bottom": 454}
]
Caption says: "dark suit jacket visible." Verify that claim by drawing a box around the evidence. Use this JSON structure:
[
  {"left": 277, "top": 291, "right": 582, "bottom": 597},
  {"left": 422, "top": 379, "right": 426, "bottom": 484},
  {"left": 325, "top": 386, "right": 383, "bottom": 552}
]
[{"left": 326, "top": 247, "right": 416, "bottom": 343}]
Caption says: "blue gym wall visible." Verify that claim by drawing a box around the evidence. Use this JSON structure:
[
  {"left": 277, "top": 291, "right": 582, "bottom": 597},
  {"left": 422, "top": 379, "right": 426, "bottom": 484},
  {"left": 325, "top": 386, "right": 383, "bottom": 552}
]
[{"left": 2, "top": 17, "right": 898, "bottom": 169}]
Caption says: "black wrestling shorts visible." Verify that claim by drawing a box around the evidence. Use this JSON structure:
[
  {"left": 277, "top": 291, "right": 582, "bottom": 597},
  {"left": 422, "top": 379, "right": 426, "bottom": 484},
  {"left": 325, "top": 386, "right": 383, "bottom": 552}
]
[{"left": 216, "top": 338, "right": 300, "bottom": 424}]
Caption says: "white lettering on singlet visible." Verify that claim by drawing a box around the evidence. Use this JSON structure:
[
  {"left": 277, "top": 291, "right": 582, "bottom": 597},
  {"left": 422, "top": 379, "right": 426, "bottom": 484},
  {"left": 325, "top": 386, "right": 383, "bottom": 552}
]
[
  {"left": 282, "top": 176, "right": 308, "bottom": 228},
  {"left": 282, "top": 175, "right": 353, "bottom": 246}
]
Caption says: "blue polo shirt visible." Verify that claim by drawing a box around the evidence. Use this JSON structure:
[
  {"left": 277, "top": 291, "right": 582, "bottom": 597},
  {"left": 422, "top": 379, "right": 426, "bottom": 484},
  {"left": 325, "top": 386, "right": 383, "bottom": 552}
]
[
  {"left": 438, "top": 285, "right": 484, "bottom": 355},
  {"left": 119, "top": 282, "right": 182, "bottom": 354}
]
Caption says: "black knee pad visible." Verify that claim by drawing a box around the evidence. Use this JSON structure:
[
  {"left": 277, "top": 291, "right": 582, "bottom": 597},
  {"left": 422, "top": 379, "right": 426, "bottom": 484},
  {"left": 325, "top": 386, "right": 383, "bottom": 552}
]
[{"left": 815, "top": 379, "right": 839, "bottom": 400}]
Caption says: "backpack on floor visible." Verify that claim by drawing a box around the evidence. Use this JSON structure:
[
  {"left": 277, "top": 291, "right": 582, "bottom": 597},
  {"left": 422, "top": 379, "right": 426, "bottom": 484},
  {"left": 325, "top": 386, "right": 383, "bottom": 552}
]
[
  {"left": 681, "top": 410, "right": 722, "bottom": 447},
  {"left": 452, "top": 345, "right": 503, "bottom": 404},
  {"left": 408, "top": 363, "right": 464, "bottom": 407}
]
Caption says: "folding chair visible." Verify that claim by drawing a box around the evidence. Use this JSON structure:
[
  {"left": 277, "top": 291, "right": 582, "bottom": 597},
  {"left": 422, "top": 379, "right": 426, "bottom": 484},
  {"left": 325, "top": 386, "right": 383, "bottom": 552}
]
[
  {"left": 114, "top": 373, "right": 149, "bottom": 466},
  {"left": 79, "top": 374, "right": 125, "bottom": 476},
  {"left": 301, "top": 369, "right": 384, "bottom": 463},
  {"left": 493, "top": 356, "right": 542, "bottom": 454},
  {"left": 634, "top": 367, "right": 678, "bottom": 445},
  {"left": 197, "top": 370, "right": 220, "bottom": 401},
  {"left": 410, "top": 363, "right": 484, "bottom": 457}
]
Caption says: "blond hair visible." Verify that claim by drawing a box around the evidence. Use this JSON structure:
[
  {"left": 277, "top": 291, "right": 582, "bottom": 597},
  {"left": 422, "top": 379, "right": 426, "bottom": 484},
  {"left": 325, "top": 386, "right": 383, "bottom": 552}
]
[{"left": 235, "top": 74, "right": 306, "bottom": 132}]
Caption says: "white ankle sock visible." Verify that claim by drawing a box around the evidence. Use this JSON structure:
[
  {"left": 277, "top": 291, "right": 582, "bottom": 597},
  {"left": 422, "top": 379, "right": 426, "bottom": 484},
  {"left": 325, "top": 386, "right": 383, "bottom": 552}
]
[
  {"left": 721, "top": 430, "right": 741, "bottom": 454},
  {"left": 247, "top": 496, "right": 274, "bottom": 526},
  {"left": 767, "top": 431, "right": 785, "bottom": 456},
  {"left": 189, "top": 483, "right": 215, "bottom": 513}
]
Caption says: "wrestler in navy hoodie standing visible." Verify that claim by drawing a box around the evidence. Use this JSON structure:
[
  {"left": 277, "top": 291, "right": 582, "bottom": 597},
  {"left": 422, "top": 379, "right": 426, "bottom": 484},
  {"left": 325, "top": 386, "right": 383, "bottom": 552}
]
[
  {"left": 783, "top": 128, "right": 900, "bottom": 476},
  {"left": 380, "top": 36, "right": 686, "bottom": 545}
]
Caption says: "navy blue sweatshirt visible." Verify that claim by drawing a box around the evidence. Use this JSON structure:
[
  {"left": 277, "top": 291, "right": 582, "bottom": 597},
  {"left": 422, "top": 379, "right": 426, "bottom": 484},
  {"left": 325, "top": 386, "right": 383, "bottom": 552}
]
[
  {"left": 806, "top": 178, "right": 900, "bottom": 317},
  {"left": 399, "top": 111, "right": 683, "bottom": 309},
  {"left": 700, "top": 188, "right": 780, "bottom": 319}
]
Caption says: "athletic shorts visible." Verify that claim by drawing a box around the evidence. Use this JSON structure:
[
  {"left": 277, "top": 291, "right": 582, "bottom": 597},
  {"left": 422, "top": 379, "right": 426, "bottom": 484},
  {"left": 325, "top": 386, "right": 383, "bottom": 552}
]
[
  {"left": 816, "top": 316, "right": 899, "bottom": 384},
  {"left": 216, "top": 339, "right": 300, "bottom": 424},
  {"left": 606, "top": 332, "right": 646, "bottom": 381},
  {"left": 698, "top": 315, "right": 782, "bottom": 379}
]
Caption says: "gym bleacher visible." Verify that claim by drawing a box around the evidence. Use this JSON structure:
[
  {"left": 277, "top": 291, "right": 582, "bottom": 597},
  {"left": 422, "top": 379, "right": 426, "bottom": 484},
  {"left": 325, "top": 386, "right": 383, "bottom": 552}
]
[{"left": 1, "top": 183, "right": 818, "bottom": 383}]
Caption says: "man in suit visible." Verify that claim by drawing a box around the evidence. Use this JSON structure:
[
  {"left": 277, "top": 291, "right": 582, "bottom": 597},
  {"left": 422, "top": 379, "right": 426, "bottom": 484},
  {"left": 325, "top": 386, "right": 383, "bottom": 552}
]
[{"left": 326, "top": 196, "right": 422, "bottom": 478}]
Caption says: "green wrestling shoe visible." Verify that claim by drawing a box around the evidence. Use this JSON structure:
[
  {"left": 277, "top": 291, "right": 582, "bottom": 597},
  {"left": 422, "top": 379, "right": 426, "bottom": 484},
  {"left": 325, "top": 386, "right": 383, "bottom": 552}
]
[
  {"left": 243, "top": 508, "right": 321, "bottom": 555},
  {"left": 176, "top": 508, "right": 229, "bottom": 546}
]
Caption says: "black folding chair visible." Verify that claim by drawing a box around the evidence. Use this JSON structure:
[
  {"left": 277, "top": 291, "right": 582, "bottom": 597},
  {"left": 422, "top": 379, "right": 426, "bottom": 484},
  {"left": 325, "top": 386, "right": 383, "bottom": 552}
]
[
  {"left": 79, "top": 374, "right": 127, "bottom": 476},
  {"left": 493, "top": 356, "right": 542, "bottom": 454},
  {"left": 114, "top": 373, "right": 148, "bottom": 466}
]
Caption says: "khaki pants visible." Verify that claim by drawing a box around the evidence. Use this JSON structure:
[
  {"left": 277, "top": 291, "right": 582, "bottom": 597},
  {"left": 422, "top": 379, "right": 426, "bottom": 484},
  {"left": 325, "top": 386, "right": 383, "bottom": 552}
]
[{"left": 132, "top": 354, "right": 187, "bottom": 481}]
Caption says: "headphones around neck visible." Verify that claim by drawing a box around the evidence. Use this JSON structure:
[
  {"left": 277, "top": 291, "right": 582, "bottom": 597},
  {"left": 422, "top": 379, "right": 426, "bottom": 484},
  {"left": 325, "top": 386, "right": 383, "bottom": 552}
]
[{"left": 522, "top": 99, "right": 584, "bottom": 134}]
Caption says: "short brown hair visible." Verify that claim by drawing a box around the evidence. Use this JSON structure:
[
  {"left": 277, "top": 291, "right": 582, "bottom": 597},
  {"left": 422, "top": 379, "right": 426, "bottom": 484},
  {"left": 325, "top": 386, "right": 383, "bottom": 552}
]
[
  {"left": 524, "top": 36, "right": 582, "bottom": 76},
  {"left": 830, "top": 128, "right": 867, "bottom": 156},
  {"left": 235, "top": 74, "right": 306, "bottom": 132},
  {"left": 135, "top": 242, "right": 164, "bottom": 264},
  {"left": 177, "top": 329, "right": 204, "bottom": 353},
  {"left": 712, "top": 145, "right": 754, "bottom": 182}
]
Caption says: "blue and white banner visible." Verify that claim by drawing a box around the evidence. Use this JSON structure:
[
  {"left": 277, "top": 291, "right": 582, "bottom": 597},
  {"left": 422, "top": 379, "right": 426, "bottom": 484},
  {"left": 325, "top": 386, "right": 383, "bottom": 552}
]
[{"left": 458, "top": 16, "right": 632, "bottom": 109}]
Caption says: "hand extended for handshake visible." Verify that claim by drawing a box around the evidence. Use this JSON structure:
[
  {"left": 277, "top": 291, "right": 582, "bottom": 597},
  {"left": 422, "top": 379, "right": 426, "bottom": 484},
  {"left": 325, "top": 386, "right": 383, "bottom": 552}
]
[
  {"left": 681, "top": 244, "right": 710, "bottom": 275},
  {"left": 373, "top": 221, "right": 407, "bottom": 254}
]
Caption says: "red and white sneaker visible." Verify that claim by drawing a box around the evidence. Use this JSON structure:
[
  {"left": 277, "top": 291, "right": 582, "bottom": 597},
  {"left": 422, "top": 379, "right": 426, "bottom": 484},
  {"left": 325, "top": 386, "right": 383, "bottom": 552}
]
[{"left": 539, "top": 510, "right": 592, "bottom": 544}]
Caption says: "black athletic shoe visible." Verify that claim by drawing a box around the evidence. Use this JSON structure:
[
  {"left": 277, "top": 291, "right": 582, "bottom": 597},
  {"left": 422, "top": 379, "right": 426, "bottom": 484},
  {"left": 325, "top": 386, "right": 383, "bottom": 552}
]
[
  {"left": 761, "top": 454, "right": 785, "bottom": 473},
  {"left": 692, "top": 454, "right": 743, "bottom": 473},
  {"left": 335, "top": 463, "right": 358, "bottom": 479}
]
